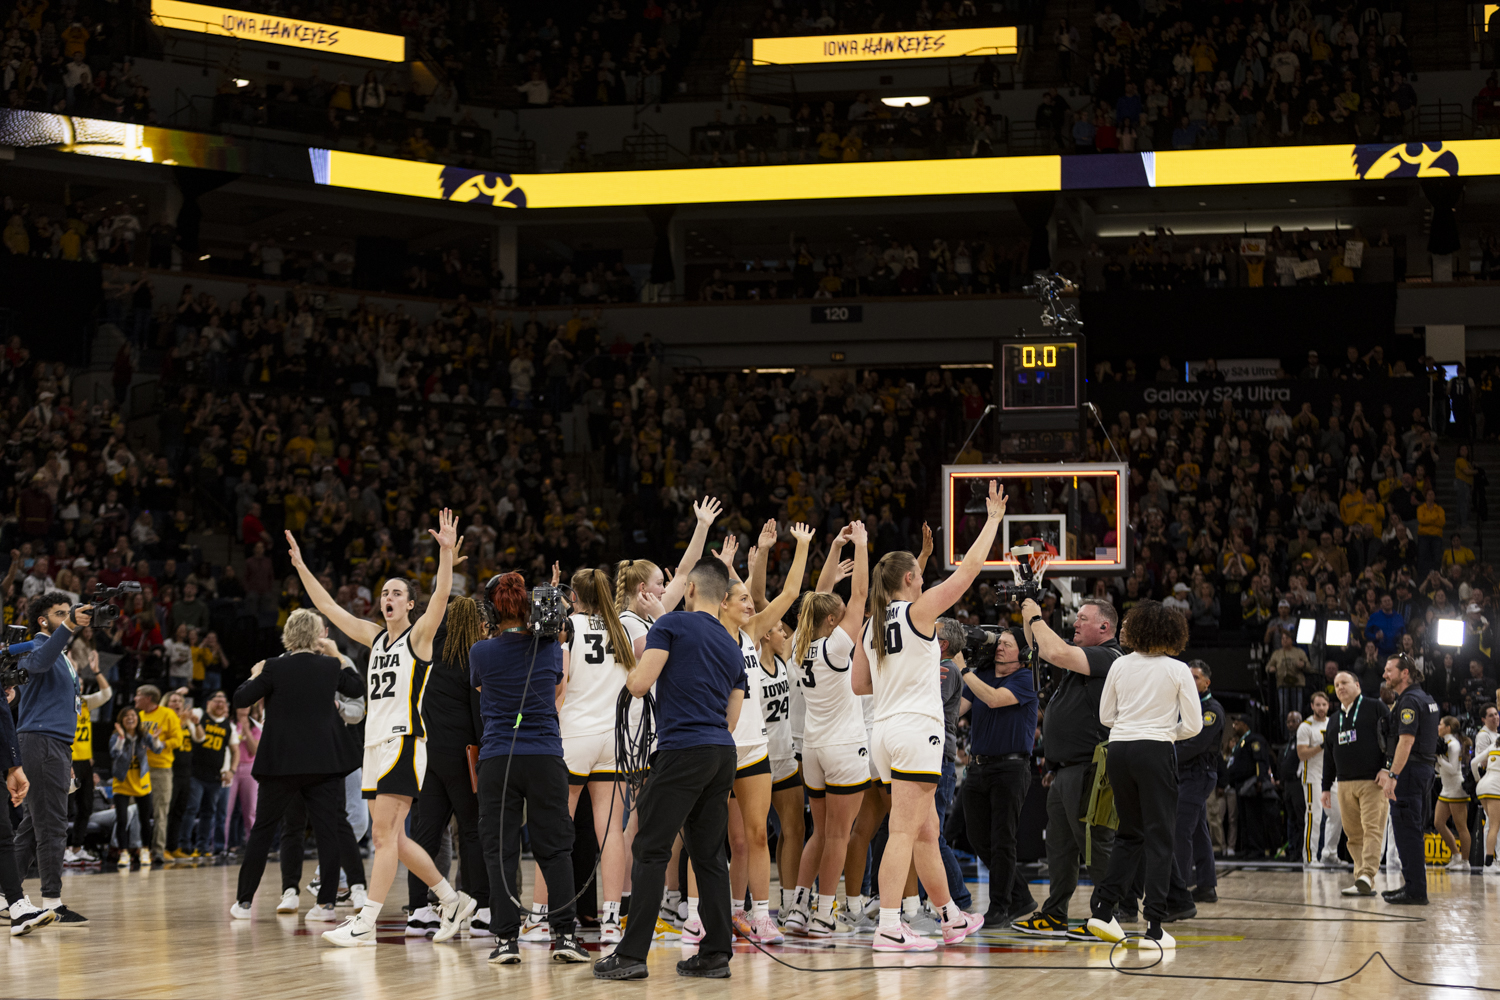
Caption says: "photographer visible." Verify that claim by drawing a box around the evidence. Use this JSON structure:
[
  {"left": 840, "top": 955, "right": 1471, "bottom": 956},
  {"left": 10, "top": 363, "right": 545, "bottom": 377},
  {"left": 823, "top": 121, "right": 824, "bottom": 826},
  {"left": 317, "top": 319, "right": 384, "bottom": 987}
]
[
  {"left": 958, "top": 626, "right": 1039, "bottom": 929},
  {"left": 1013, "top": 597, "right": 1122, "bottom": 939},
  {"left": 12, "top": 592, "right": 93, "bottom": 925}
]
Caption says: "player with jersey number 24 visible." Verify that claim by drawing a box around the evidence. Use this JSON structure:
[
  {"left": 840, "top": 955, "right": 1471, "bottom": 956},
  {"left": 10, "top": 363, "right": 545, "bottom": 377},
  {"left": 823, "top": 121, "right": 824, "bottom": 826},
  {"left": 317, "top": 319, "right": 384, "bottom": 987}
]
[{"left": 285, "top": 508, "right": 476, "bottom": 947}]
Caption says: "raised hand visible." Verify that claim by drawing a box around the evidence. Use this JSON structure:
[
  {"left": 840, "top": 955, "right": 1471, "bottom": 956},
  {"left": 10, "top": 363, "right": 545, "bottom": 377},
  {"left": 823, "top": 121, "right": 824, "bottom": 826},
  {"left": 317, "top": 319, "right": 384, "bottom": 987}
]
[
  {"left": 985, "top": 481, "right": 1007, "bottom": 521},
  {"left": 550, "top": 561, "right": 562, "bottom": 587},
  {"left": 452, "top": 536, "right": 468, "bottom": 567},
  {"left": 833, "top": 558, "right": 855, "bottom": 584},
  {"left": 849, "top": 519, "right": 868, "bottom": 546},
  {"left": 758, "top": 518, "right": 778, "bottom": 550},
  {"left": 789, "top": 522, "right": 815, "bottom": 544},
  {"left": 745, "top": 544, "right": 762, "bottom": 575},
  {"left": 716, "top": 532, "right": 739, "bottom": 568},
  {"left": 694, "top": 496, "right": 723, "bottom": 526},
  {"left": 836, "top": 523, "right": 854, "bottom": 544},
  {"left": 429, "top": 507, "right": 459, "bottom": 550},
  {"left": 920, "top": 522, "right": 934, "bottom": 560},
  {"left": 285, "top": 530, "right": 306, "bottom": 570}
]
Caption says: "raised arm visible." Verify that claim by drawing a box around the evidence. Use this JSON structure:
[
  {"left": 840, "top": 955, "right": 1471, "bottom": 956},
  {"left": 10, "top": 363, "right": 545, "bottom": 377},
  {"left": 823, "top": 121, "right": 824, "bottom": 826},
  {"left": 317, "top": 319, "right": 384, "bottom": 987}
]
[
  {"left": 838, "top": 521, "right": 870, "bottom": 642},
  {"left": 661, "top": 496, "right": 722, "bottom": 612},
  {"left": 749, "top": 518, "right": 777, "bottom": 612},
  {"left": 911, "top": 481, "right": 1006, "bottom": 633},
  {"left": 285, "top": 529, "right": 381, "bottom": 647},
  {"left": 914, "top": 522, "right": 934, "bottom": 578},
  {"left": 816, "top": 525, "right": 852, "bottom": 592},
  {"left": 411, "top": 508, "right": 458, "bottom": 660},
  {"left": 747, "top": 524, "right": 814, "bottom": 642}
]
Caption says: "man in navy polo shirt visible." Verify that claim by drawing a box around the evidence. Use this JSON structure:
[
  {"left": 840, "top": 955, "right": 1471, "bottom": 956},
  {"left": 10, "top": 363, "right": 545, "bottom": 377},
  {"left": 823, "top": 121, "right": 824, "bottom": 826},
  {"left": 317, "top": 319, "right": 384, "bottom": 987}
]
[
  {"left": 595, "top": 558, "right": 746, "bottom": 981},
  {"left": 959, "top": 627, "right": 1039, "bottom": 928}
]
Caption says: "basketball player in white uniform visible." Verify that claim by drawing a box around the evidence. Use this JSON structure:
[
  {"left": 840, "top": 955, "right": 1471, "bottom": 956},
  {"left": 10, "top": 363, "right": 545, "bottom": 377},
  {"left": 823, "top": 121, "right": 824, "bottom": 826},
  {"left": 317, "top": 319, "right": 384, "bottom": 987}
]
[
  {"left": 286, "top": 508, "right": 475, "bottom": 947},
  {"left": 852, "top": 480, "right": 1004, "bottom": 952},
  {"left": 755, "top": 620, "right": 804, "bottom": 919},
  {"left": 1296, "top": 691, "right": 1341, "bottom": 867}
]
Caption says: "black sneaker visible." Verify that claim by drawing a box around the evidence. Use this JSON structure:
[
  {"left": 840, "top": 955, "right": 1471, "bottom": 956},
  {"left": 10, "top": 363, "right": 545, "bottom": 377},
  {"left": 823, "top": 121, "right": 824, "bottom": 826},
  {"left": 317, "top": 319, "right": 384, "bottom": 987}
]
[
  {"left": 488, "top": 938, "right": 521, "bottom": 965},
  {"left": 1063, "top": 925, "right": 1098, "bottom": 941},
  {"left": 1382, "top": 889, "right": 1428, "bottom": 906},
  {"left": 336, "top": 885, "right": 352, "bottom": 905},
  {"left": 50, "top": 905, "right": 89, "bottom": 926},
  {"left": 593, "top": 953, "right": 649, "bottom": 980},
  {"left": 1161, "top": 903, "right": 1197, "bottom": 923},
  {"left": 1191, "top": 887, "right": 1218, "bottom": 903},
  {"left": 552, "top": 933, "right": 590, "bottom": 963},
  {"left": 677, "top": 953, "right": 731, "bottom": 978}
]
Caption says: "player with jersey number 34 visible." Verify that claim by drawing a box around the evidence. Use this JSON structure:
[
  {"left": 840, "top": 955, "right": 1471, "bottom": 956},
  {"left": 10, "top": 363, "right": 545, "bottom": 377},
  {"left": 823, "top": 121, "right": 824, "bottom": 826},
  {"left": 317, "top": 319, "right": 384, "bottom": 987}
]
[
  {"left": 285, "top": 508, "right": 476, "bottom": 948},
  {"left": 852, "top": 479, "right": 1006, "bottom": 952}
]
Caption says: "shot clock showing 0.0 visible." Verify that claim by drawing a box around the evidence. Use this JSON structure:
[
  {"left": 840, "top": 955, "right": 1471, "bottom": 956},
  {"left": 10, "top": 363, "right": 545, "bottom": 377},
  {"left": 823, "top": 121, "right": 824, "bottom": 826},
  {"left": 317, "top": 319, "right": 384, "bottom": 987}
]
[{"left": 999, "top": 339, "right": 1080, "bottom": 411}]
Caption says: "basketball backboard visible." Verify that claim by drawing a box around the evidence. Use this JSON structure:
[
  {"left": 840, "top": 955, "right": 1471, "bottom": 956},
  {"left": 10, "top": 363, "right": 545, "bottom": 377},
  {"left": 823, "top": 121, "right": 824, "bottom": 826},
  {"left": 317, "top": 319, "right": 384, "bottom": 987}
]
[{"left": 939, "top": 462, "right": 1129, "bottom": 574}]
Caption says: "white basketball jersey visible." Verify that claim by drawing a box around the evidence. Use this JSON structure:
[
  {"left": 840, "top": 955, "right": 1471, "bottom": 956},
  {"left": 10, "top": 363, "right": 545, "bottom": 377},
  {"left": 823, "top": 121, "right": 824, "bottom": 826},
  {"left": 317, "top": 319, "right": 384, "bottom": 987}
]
[
  {"left": 797, "top": 626, "right": 866, "bottom": 748},
  {"left": 366, "top": 625, "right": 431, "bottom": 747},
  {"left": 560, "top": 612, "right": 628, "bottom": 738},
  {"left": 864, "top": 600, "right": 942, "bottom": 725},
  {"left": 1296, "top": 717, "right": 1327, "bottom": 785},
  {"left": 732, "top": 629, "right": 768, "bottom": 748},
  {"left": 759, "top": 654, "right": 794, "bottom": 761}
]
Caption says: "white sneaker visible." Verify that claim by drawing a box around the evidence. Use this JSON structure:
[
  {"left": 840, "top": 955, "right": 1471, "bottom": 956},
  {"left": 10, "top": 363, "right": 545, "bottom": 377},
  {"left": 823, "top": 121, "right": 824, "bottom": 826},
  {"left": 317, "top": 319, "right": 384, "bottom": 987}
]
[
  {"left": 306, "top": 904, "right": 340, "bottom": 922},
  {"left": 433, "top": 892, "right": 477, "bottom": 943},
  {"left": 469, "top": 907, "right": 494, "bottom": 939},
  {"left": 599, "top": 916, "right": 622, "bottom": 943},
  {"left": 348, "top": 885, "right": 368, "bottom": 910},
  {"left": 75, "top": 848, "right": 97, "bottom": 863},
  {"left": 782, "top": 904, "right": 809, "bottom": 935},
  {"left": 64, "top": 847, "right": 80, "bottom": 865},
  {"left": 230, "top": 901, "right": 253, "bottom": 920},
  {"left": 904, "top": 907, "right": 939, "bottom": 935},
  {"left": 1142, "top": 927, "right": 1176, "bottom": 951},
  {"left": 9, "top": 898, "right": 57, "bottom": 936},
  {"left": 1086, "top": 916, "right": 1125, "bottom": 943},
  {"left": 1484, "top": 862, "right": 1499, "bottom": 877},
  {"left": 519, "top": 915, "right": 552, "bottom": 942},
  {"left": 1447, "top": 855, "right": 1470, "bottom": 871},
  {"left": 276, "top": 888, "right": 300, "bottom": 913},
  {"left": 406, "top": 905, "right": 440, "bottom": 936},
  {"left": 322, "top": 916, "right": 378, "bottom": 947},
  {"left": 137, "top": 848, "right": 152, "bottom": 867}
]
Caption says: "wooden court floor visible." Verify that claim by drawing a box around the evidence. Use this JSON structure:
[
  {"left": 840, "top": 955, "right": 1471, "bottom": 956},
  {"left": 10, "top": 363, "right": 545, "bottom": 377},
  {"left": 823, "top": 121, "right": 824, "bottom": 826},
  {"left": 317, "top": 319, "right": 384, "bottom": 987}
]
[{"left": 5, "top": 862, "right": 1498, "bottom": 1000}]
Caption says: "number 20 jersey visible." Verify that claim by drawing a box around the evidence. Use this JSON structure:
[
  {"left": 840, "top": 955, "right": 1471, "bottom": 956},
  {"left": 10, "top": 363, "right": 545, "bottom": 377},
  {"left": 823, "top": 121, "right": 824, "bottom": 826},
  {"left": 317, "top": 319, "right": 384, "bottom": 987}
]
[
  {"left": 366, "top": 625, "right": 431, "bottom": 747},
  {"left": 863, "top": 600, "right": 943, "bottom": 726}
]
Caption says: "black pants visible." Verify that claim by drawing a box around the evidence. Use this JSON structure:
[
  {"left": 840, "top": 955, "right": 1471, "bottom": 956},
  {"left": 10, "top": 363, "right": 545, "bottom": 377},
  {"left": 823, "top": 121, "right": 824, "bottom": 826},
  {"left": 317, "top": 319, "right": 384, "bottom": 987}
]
[
  {"left": 236, "top": 773, "right": 345, "bottom": 907},
  {"left": 1390, "top": 762, "right": 1434, "bottom": 900},
  {"left": 616, "top": 744, "right": 737, "bottom": 963},
  {"left": 963, "top": 756, "right": 1034, "bottom": 918},
  {"left": 1095, "top": 740, "right": 1179, "bottom": 924},
  {"left": 0, "top": 783, "right": 24, "bottom": 902},
  {"left": 1173, "top": 768, "right": 1216, "bottom": 889},
  {"left": 113, "top": 792, "right": 154, "bottom": 851},
  {"left": 69, "top": 759, "right": 94, "bottom": 848},
  {"left": 409, "top": 748, "right": 488, "bottom": 911},
  {"left": 279, "top": 787, "right": 366, "bottom": 894},
  {"left": 479, "top": 754, "right": 575, "bottom": 939},
  {"left": 1236, "top": 794, "right": 1279, "bottom": 858},
  {"left": 166, "top": 758, "right": 193, "bottom": 850}
]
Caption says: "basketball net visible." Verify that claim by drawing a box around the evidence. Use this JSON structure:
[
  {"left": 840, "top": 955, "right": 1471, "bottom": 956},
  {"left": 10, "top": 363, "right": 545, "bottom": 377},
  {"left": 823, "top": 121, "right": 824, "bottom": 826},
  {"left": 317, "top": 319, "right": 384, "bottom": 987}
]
[{"left": 1003, "top": 540, "right": 1082, "bottom": 613}]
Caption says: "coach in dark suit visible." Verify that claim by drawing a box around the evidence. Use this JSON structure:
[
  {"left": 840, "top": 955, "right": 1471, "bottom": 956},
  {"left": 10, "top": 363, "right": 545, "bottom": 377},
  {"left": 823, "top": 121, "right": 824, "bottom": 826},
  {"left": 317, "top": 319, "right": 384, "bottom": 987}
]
[{"left": 230, "top": 608, "right": 364, "bottom": 916}]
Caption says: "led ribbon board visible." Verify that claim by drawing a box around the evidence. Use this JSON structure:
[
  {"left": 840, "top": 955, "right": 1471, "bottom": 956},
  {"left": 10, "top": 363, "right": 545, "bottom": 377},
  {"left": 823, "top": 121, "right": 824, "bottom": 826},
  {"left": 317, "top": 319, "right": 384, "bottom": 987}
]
[
  {"left": 151, "top": 0, "right": 407, "bottom": 61},
  {"left": 751, "top": 26, "right": 1017, "bottom": 64}
]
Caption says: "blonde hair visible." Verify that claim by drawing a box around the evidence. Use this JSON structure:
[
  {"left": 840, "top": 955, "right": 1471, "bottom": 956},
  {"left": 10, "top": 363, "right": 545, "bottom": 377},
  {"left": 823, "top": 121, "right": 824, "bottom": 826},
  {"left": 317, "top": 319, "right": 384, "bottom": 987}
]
[
  {"left": 614, "top": 558, "right": 660, "bottom": 613},
  {"left": 443, "top": 596, "right": 484, "bottom": 669},
  {"left": 575, "top": 567, "right": 637, "bottom": 671},
  {"left": 282, "top": 607, "right": 322, "bottom": 652},
  {"left": 869, "top": 551, "right": 918, "bottom": 664},
  {"left": 791, "top": 592, "right": 843, "bottom": 668}
]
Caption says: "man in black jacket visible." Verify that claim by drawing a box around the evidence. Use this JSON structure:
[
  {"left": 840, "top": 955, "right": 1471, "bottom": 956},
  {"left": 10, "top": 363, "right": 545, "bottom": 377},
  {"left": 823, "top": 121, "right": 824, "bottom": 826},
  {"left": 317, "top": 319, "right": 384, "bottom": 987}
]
[
  {"left": 229, "top": 609, "right": 364, "bottom": 919},
  {"left": 1225, "top": 715, "right": 1279, "bottom": 859},
  {"left": 1322, "top": 670, "right": 1390, "bottom": 896},
  {"left": 1172, "top": 661, "right": 1223, "bottom": 901}
]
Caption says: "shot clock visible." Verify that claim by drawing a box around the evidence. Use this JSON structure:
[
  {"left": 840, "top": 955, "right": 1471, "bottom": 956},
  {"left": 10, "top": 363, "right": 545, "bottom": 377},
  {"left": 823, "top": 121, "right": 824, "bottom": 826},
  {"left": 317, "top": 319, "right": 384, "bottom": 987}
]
[{"left": 999, "top": 339, "right": 1080, "bottom": 411}]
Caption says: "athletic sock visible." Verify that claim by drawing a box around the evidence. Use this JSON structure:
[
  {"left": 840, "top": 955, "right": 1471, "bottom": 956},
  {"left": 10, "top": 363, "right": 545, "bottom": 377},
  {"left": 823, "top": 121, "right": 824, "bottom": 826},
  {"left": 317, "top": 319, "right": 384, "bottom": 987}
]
[
  {"left": 686, "top": 897, "right": 700, "bottom": 923},
  {"left": 1146, "top": 921, "right": 1163, "bottom": 940},
  {"left": 793, "top": 885, "right": 810, "bottom": 910},
  {"left": 901, "top": 895, "right": 920, "bottom": 917},
  {"left": 752, "top": 899, "right": 769, "bottom": 920},
  {"left": 663, "top": 889, "right": 681, "bottom": 913},
  {"left": 878, "top": 907, "right": 901, "bottom": 931},
  {"left": 603, "top": 901, "right": 621, "bottom": 923},
  {"left": 432, "top": 878, "right": 458, "bottom": 907},
  {"left": 42, "top": 897, "right": 61, "bottom": 910},
  {"left": 849, "top": 893, "right": 867, "bottom": 916},
  {"left": 940, "top": 901, "right": 963, "bottom": 923},
  {"left": 816, "top": 893, "right": 836, "bottom": 917},
  {"left": 358, "top": 901, "right": 382, "bottom": 927},
  {"left": 530, "top": 903, "right": 549, "bottom": 924}
]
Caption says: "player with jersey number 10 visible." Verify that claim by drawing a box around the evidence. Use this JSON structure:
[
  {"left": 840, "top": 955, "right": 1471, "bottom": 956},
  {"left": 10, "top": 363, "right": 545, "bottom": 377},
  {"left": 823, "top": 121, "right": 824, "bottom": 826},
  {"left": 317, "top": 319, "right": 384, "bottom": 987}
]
[{"left": 285, "top": 508, "right": 476, "bottom": 947}]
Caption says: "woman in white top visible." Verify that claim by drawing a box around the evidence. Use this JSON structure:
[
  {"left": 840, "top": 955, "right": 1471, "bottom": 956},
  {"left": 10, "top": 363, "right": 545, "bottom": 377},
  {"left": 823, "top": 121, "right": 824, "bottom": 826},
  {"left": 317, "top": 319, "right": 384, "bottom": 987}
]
[
  {"left": 852, "top": 481, "right": 1005, "bottom": 952},
  {"left": 1085, "top": 600, "right": 1200, "bottom": 952},
  {"left": 1474, "top": 703, "right": 1500, "bottom": 873},
  {"left": 1434, "top": 715, "right": 1472, "bottom": 871}
]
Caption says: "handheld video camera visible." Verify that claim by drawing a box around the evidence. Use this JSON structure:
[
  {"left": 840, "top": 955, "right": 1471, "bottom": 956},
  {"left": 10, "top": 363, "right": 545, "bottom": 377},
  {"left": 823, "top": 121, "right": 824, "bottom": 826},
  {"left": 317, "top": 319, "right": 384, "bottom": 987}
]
[
  {"left": 0, "top": 624, "right": 32, "bottom": 688},
  {"left": 529, "top": 585, "right": 570, "bottom": 639},
  {"left": 87, "top": 580, "right": 143, "bottom": 628},
  {"left": 995, "top": 544, "right": 1048, "bottom": 603},
  {"left": 959, "top": 624, "right": 1001, "bottom": 667}
]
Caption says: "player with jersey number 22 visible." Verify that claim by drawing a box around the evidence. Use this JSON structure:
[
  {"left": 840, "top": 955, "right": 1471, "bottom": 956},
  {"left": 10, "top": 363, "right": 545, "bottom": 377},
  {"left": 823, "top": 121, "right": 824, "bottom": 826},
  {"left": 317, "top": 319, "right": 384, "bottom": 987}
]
[{"left": 285, "top": 508, "right": 477, "bottom": 948}]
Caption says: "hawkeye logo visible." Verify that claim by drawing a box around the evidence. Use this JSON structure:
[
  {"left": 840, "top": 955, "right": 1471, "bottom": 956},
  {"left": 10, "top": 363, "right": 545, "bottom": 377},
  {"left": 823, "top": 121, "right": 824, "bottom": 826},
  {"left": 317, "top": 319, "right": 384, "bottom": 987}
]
[
  {"left": 1352, "top": 141, "right": 1459, "bottom": 180},
  {"left": 437, "top": 166, "right": 527, "bottom": 208},
  {"left": 928, "top": 735, "right": 941, "bottom": 746}
]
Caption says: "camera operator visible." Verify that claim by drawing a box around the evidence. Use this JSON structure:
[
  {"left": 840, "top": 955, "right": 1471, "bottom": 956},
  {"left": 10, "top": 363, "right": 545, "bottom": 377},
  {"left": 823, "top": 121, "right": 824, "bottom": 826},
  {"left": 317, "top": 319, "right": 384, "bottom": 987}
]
[
  {"left": 1012, "top": 596, "right": 1123, "bottom": 939},
  {"left": 957, "top": 626, "right": 1039, "bottom": 929},
  {"left": 12, "top": 592, "right": 93, "bottom": 925}
]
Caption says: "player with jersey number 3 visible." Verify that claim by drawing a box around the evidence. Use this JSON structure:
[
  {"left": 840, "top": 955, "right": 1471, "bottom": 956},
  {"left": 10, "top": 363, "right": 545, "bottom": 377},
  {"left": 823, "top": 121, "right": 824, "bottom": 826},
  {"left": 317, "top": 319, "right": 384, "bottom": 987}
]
[
  {"left": 852, "top": 479, "right": 1006, "bottom": 952},
  {"left": 285, "top": 508, "right": 476, "bottom": 948}
]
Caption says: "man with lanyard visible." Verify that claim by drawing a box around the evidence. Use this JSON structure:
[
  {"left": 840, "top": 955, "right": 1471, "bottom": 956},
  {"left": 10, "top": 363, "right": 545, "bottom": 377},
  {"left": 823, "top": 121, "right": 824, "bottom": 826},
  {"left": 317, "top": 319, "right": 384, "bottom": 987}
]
[
  {"left": 1012, "top": 597, "right": 1124, "bottom": 941},
  {"left": 1321, "top": 671, "right": 1389, "bottom": 897},
  {"left": 1172, "top": 661, "right": 1223, "bottom": 902},
  {"left": 1377, "top": 653, "right": 1439, "bottom": 905}
]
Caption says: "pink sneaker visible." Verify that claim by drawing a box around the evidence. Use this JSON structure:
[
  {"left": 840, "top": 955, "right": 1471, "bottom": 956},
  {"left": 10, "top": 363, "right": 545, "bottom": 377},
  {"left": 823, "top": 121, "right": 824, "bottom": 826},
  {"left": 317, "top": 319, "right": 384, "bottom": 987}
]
[
  {"left": 749, "top": 913, "right": 784, "bottom": 944},
  {"left": 682, "top": 916, "right": 705, "bottom": 944},
  {"left": 941, "top": 910, "right": 984, "bottom": 945},
  {"left": 731, "top": 910, "right": 753, "bottom": 939},
  {"left": 872, "top": 923, "right": 939, "bottom": 952}
]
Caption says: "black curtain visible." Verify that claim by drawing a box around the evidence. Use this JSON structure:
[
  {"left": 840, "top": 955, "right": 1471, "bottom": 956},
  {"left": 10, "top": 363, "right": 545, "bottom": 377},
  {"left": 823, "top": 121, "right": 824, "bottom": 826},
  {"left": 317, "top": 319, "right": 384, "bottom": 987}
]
[
  {"left": 1421, "top": 178, "right": 1463, "bottom": 256},
  {"left": 172, "top": 167, "right": 239, "bottom": 269},
  {"left": 644, "top": 206, "right": 675, "bottom": 285},
  {"left": 1013, "top": 192, "right": 1055, "bottom": 272}
]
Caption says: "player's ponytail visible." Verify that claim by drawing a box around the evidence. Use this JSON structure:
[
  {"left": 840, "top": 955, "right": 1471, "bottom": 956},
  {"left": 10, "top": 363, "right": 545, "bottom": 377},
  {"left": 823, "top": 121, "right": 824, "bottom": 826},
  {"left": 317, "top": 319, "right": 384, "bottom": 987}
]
[
  {"left": 443, "top": 596, "right": 483, "bottom": 669},
  {"left": 791, "top": 592, "right": 841, "bottom": 668},
  {"left": 573, "top": 567, "right": 636, "bottom": 672},
  {"left": 869, "top": 551, "right": 917, "bottom": 665},
  {"left": 614, "top": 558, "right": 659, "bottom": 614}
]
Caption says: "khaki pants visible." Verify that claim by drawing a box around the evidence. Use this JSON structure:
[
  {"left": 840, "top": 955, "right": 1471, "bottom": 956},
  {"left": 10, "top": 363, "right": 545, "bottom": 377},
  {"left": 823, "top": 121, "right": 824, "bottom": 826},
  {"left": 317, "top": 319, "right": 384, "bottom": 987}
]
[
  {"left": 151, "top": 767, "right": 174, "bottom": 856},
  {"left": 1337, "top": 779, "right": 1389, "bottom": 882}
]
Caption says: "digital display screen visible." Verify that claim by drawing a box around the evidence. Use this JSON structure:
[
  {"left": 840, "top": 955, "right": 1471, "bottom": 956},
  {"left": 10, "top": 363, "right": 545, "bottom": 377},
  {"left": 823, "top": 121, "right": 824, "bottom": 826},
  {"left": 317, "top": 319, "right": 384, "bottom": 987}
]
[{"left": 1000, "top": 341, "right": 1079, "bottom": 410}]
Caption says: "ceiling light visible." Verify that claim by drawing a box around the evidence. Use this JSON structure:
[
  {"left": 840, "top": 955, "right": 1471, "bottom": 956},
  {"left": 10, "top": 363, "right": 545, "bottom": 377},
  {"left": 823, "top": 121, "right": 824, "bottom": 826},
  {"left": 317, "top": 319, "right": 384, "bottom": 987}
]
[
  {"left": 881, "top": 96, "right": 930, "bottom": 107},
  {"left": 234, "top": 78, "right": 250, "bottom": 87},
  {"left": 198, "top": 254, "right": 210, "bottom": 260}
]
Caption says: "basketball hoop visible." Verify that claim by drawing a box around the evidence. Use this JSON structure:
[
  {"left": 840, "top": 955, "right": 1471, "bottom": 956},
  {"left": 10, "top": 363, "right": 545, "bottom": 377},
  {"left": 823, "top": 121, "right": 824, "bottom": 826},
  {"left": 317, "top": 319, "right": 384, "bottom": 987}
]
[{"left": 1027, "top": 549, "right": 1052, "bottom": 583}]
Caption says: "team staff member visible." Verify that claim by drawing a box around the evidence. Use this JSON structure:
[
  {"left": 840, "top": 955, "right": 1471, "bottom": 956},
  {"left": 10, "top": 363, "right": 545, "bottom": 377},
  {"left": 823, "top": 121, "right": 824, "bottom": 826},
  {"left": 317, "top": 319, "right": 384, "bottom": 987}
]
[
  {"left": 594, "top": 558, "right": 747, "bottom": 981},
  {"left": 66, "top": 645, "right": 111, "bottom": 865},
  {"left": 1172, "top": 661, "right": 1223, "bottom": 902},
  {"left": 1377, "top": 653, "right": 1439, "bottom": 905},
  {"left": 1321, "top": 671, "right": 1390, "bottom": 897},
  {"left": 959, "top": 627, "right": 1039, "bottom": 928},
  {"left": 1013, "top": 597, "right": 1123, "bottom": 940}
]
